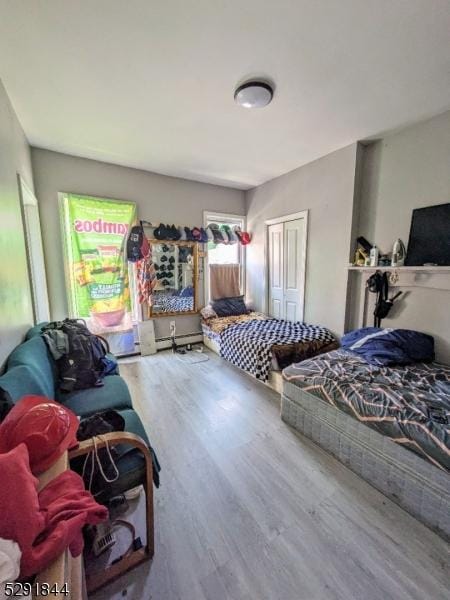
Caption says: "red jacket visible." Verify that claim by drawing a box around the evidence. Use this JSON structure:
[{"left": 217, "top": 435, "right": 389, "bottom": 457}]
[{"left": 0, "top": 443, "right": 107, "bottom": 577}]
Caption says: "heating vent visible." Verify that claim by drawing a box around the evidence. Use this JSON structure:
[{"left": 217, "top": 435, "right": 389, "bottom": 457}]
[
  {"left": 156, "top": 331, "right": 202, "bottom": 343},
  {"left": 155, "top": 331, "right": 203, "bottom": 350}
]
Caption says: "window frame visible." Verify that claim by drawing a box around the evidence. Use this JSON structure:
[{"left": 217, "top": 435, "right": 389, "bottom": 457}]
[{"left": 203, "top": 210, "right": 246, "bottom": 305}]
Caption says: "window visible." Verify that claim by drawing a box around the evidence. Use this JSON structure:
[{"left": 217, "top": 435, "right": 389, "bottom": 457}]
[{"left": 203, "top": 211, "right": 246, "bottom": 303}]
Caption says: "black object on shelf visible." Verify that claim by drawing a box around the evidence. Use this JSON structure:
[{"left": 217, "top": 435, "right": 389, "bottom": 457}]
[
  {"left": 356, "top": 236, "right": 372, "bottom": 254},
  {"left": 405, "top": 203, "right": 450, "bottom": 266}
]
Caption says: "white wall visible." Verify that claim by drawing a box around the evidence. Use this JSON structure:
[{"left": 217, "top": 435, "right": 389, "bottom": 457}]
[
  {"left": 29, "top": 110, "right": 450, "bottom": 362},
  {"left": 349, "top": 110, "right": 450, "bottom": 363},
  {"left": 246, "top": 144, "right": 359, "bottom": 336},
  {"left": 0, "top": 79, "right": 34, "bottom": 366},
  {"left": 31, "top": 148, "right": 245, "bottom": 337},
  {"left": 358, "top": 110, "right": 450, "bottom": 252}
]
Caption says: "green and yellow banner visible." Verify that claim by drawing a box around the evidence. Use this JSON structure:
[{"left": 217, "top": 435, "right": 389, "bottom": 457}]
[{"left": 61, "top": 194, "right": 136, "bottom": 331}]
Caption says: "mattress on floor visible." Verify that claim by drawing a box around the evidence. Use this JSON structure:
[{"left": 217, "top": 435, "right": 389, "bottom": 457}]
[
  {"left": 203, "top": 313, "right": 337, "bottom": 380},
  {"left": 283, "top": 349, "right": 450, "bottom": 471},
  {"left": 202, "top": 319, "right": 281, "bottom": 370}
]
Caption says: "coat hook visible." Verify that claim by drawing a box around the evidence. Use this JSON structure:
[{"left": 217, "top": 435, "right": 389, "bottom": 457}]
[{"left": 389, "top": 270, "right": 399, "bottom": 284}]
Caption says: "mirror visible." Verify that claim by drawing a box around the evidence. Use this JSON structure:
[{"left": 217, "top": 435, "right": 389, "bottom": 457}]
[{"left": 150, "top": 241, "right": 198, "bottom": 316}]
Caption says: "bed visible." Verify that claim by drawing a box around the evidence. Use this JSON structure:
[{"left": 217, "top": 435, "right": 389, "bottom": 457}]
[
  {"left": 202, "top": 312, "right": 338, "bottom": 393},
  {"left": 281, "top": 349, "right": 450, "bottom": 539}
]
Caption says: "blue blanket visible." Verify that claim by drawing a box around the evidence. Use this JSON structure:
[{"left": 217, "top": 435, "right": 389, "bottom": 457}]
[{"left": 341, "top": 328, "right": 435, "bottom": 366}]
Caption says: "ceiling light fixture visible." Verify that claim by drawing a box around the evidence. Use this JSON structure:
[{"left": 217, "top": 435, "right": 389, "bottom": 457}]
[{"left": 234, "top": 81, "right": 273, "bottom": 109}]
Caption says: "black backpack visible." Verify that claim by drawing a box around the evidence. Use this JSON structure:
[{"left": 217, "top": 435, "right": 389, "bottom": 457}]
[
  {"left": 127, "top": 222, "right": 146, "bottom": 262},
  {"left": 367, "top": 271, "right": 402, "bottom": 327},
  {"left": 42, "top": 319, "right": 110, "bottom": 392}
]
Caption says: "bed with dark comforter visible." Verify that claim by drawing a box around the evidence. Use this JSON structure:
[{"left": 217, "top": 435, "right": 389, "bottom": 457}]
[{"left": 281, "top": 348, "right": 450, "bottom": 539}]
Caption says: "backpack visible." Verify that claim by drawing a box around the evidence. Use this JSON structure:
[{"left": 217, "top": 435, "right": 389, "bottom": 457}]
[
  {"left": 367, "top": 271, "right": 402, "bottom": 327},
  {"left": 42, "top": 319, "right": 111, "bottom": 392},
  {"left": 126, "top": 222, "right": 149, "bottom": 262}
]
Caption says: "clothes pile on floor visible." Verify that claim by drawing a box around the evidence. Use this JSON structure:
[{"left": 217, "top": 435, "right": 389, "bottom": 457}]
[{"left": 0, "top": 396, "right": 108, "bottom": 578}]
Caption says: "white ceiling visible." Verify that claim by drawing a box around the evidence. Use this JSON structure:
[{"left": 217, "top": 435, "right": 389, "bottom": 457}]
[{"left": 1, "top": 0, "right": 449, "bottom": 190}]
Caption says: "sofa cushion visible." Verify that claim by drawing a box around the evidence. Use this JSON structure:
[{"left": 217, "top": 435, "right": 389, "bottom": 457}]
[
  {"left": 70, "top": 408, "right": 156, "bottom": 500},
  {"left": 7, "top": 337, "right": 56, "bottom": 399},
  {"left": 57, "top": 375, "right": 132, "bottom": 418},
  {"left": 120, "top": 409, "right": 150, "bottom": 447},
  {"left": 0, "top": 365, "right": 52, "bottom": 404},
  {"left": 94, "top": 409, "right": 157, "bottom": 500},
  {"left": 25, "top": 322, "right": 48, "bottom": 340}
]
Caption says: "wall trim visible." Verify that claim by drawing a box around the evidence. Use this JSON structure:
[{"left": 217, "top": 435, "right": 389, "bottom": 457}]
[{"left": 265, "top": 210, "right": 309, "bottom": 226}]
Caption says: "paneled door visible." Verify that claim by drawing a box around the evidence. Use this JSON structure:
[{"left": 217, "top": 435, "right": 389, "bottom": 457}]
[
  {"left": 268, "top": 223, "right": 284, "bottom": 318},
  {"left": 283, "top": 218, "right": 305, "bottom": 321},
  {"left": 268, "top": 215, "right": 307, "bottom": 321}
]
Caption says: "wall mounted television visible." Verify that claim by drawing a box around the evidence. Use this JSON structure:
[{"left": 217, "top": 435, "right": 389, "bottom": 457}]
[{"left": 405, "top": 203, "right": 450, "bottom": 266}]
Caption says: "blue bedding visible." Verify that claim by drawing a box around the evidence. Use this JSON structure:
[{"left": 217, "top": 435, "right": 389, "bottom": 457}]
[{"left": 341, "top": 328, "right": 435, "bottom": 366}]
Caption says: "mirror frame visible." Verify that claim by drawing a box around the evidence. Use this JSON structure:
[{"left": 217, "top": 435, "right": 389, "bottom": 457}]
[{"left": 148, "top": 239, "right": 199, "bottom": 318}]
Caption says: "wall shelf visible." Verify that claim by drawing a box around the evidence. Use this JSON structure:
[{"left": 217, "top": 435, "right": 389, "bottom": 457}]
[{"left": 348, "top": 265, "right": 450, "bottom": 273}]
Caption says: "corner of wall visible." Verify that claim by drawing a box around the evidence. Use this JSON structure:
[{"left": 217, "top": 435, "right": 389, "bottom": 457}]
[{"left": 0, "top": 79, "right": 35, "bottom": 366}]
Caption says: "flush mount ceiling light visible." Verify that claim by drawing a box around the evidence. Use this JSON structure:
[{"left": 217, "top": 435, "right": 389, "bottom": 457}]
[{"left": 234, "top": 81, "right": 274, "bottom": 108}]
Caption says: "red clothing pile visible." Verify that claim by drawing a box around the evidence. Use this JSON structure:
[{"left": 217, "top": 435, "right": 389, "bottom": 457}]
[{"left": 0, "top": 443, "right": 107, "bottom": 578}]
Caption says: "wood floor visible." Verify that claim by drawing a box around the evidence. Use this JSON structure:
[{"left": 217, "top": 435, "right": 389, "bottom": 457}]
[{"left": 93, "top": 349, "right": 450, "bottom": 600}]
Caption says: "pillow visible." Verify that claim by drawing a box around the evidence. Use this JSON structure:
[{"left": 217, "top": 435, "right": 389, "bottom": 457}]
[
  {"left": 211, "top": 295, "right": 248, "bottom": 317},
  {"left": 341, "top": 327, "right": 435, "bottom": 366},
  {"left": 200, "top": 305, "right": 218, "bottom": 320}
]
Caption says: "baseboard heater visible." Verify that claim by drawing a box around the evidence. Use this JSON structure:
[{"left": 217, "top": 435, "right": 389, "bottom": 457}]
[{"left": 155, "top": 331, "right": 203, "bottom": 350}]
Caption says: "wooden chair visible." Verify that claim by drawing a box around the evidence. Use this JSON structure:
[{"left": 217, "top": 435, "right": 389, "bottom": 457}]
[{"left": 69, "top": 431, "right": 154, "bottom": 594}]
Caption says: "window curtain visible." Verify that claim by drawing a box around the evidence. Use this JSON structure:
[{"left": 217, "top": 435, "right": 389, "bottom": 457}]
[{"left": 209, "top": 264, "right": 240, "bottom": 300}]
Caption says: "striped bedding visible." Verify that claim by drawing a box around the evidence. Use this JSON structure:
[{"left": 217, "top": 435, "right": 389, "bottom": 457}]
[{"left": 283, "top": 349, "right": 450, "bottom": 470}]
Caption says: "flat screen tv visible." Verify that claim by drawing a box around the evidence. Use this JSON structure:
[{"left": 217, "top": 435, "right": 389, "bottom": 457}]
[{"left": 405, "top": 203, "right": 450, "bottom": 266}]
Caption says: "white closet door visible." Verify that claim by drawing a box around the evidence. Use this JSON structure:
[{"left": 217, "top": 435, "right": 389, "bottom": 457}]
[
  {"left": 268, "top": 223, "right": 284, "bottom": 318},
  {"left": 283, "top": 218, "right": 305, "bottom": 322}
]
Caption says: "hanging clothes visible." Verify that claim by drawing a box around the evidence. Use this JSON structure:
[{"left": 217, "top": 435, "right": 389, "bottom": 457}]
[{"left": 136, "top": 242, "right": 157, "bottom": 306}]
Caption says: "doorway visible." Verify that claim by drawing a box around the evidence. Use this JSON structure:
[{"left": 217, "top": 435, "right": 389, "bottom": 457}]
[
  {"left": 18, "top": 175, "right": 50, "bottom": 323},
  {"left": 266, "top": 211, "right": 308, "bottom": 322}
]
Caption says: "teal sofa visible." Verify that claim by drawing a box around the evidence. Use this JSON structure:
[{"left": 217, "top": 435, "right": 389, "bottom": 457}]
[{"left": 0, "top": 325, "right": 158, "bottom": 498}]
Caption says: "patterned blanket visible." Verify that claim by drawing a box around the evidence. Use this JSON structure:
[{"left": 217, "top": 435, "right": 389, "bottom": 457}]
[
  {"left": 283, "top": 349, "right": 450, "bottom": 470},
  {"left": 203, "top": 312, "right": 269, "bottom": 335},
  {"left": 220, "top": 318, "right": 335, "bottom": 381}
]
